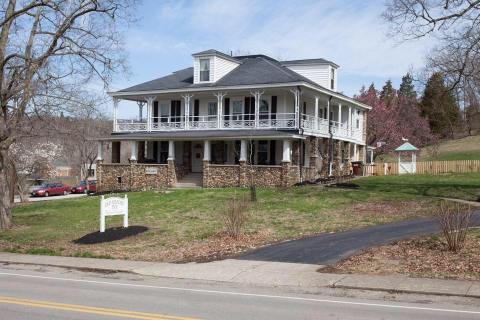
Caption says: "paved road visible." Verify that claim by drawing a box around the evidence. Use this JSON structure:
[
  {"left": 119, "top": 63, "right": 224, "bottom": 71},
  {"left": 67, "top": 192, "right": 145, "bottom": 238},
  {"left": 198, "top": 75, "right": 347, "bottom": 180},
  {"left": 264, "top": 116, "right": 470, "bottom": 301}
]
[
  {"left": 0, "top": 264, "right": 478, "bottom": 320},
  {"left": 239, "top": 212, "right": 480, "bottom": 265},
  {"left": 14, "top": 193, "right": 87, "bottom": 203}
]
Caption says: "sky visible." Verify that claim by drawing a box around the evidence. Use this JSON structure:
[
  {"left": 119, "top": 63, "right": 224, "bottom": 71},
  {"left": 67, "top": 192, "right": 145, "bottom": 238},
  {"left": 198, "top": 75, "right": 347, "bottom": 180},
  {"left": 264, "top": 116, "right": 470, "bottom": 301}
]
[{"left": 112, "top": 0, "right": 434, "bottom": 117}]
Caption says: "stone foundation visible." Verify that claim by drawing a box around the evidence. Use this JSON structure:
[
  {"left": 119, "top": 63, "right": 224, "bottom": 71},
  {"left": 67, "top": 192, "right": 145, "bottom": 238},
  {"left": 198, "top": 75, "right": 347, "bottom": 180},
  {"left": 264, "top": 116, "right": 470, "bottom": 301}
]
[{"left": 97, "top": 162, "right": 169, "bottom": 192}]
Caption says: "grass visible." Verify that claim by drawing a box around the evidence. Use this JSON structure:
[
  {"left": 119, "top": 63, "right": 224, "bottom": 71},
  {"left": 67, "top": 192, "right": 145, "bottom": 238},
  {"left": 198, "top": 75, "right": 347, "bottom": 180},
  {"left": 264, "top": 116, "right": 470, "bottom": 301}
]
[{"left": 1, "top": 173, "right": 479, "bottom": 262}]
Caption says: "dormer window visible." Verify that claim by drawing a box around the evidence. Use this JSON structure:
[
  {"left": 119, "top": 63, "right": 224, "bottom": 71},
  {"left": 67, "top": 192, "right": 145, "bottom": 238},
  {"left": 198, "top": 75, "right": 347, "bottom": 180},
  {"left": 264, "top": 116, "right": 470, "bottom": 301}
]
[{"left": 200, "top": 58, "right": 210, "bottom": 82}]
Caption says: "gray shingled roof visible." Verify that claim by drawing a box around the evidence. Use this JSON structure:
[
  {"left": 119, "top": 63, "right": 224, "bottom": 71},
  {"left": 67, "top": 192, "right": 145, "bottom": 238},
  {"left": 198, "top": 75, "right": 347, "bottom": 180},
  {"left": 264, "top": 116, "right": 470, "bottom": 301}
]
[
  {"left": 108, "top": 129, "right": 300, "bottom": 140},
  {"left": 118, "top": 55, "right": 325, "bottom": 93},
  {"left": 281, "top": 58, "right": 339, "bottom": 68},
  {"left": 192, "top": 49, "right": 241, "bottom": 63}
]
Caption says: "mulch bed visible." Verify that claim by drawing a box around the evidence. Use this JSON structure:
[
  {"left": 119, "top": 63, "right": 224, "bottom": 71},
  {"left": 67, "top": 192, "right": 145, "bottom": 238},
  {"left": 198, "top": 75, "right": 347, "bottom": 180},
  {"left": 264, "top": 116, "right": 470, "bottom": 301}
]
[
  {"left": 322, "top": 232, "right": 480, "bottom": 280},
  {"left": 73, "top": 226, "right": 149, "bottom": 244}
]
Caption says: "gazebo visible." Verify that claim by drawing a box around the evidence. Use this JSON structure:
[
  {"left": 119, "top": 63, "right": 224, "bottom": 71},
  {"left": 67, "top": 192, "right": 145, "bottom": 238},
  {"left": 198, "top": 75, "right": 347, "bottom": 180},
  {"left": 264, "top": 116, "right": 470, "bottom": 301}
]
[{"left": 395, "top": 141, "right": 419, "bottom": 174}]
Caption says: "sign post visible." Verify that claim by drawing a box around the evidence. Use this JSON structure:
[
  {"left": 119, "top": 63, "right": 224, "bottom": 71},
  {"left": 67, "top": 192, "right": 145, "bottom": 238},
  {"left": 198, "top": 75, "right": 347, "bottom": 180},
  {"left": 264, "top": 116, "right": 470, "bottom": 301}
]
[{"left": 100, "top": 195, "right": 128, "bottom": 232}]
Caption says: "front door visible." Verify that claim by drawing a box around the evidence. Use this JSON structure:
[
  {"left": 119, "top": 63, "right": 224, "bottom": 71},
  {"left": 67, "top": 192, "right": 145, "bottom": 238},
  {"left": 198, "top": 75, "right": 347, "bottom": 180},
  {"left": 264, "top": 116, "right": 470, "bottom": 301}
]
[{"left": 191, "top": 142, "right": 204, "bottom": 172}]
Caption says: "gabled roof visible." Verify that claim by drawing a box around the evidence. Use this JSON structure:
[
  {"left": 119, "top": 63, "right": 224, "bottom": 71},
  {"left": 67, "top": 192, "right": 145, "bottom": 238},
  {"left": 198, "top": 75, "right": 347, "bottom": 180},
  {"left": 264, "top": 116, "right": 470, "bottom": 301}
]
[
  {"left": 395, "top": 142, "right": 418, "bottom": 152},
  {"left": 281, "top": 58, "right": 339, "bottom": 68}
]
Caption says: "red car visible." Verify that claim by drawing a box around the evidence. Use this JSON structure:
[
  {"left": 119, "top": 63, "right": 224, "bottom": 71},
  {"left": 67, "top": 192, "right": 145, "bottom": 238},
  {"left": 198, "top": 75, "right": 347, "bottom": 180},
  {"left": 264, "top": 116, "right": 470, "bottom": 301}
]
[
  {"left": 31, "top": 183, "right": 71, "bottom": 197},
  {"left": 71, "top": 180, "right": 96, "bottom": 194}
]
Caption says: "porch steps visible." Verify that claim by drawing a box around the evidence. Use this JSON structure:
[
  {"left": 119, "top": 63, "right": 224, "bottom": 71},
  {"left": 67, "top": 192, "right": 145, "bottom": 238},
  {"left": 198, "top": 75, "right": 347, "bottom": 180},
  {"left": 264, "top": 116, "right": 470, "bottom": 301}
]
[{"left": 174, "top": 173, "right": 203, "bottom": 188}]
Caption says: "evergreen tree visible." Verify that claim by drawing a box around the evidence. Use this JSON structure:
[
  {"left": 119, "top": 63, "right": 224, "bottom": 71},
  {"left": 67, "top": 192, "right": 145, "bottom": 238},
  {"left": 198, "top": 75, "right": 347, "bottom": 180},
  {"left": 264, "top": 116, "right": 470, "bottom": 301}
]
[
  {"left": 420, "top": 73, "right": 460, "bottom": 138},
  {"left": 380, "top": 80, "right": 395, "bottom": 107},
  {"left": 399, "top": 73, "right": 416, "bottom": 99}
]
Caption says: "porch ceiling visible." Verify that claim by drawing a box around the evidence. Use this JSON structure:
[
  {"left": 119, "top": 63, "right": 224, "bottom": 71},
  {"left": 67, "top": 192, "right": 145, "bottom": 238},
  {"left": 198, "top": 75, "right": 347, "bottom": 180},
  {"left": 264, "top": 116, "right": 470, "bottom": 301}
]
[{"left": 99, "top": 129, "right": 306, "bottom": 141}]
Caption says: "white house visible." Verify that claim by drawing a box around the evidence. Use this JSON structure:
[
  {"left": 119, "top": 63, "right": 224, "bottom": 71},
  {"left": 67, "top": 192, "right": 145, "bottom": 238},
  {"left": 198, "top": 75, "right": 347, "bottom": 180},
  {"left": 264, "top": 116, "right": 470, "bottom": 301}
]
[{"left": 96, "top": 49, "right": 370, "bottom": 190}]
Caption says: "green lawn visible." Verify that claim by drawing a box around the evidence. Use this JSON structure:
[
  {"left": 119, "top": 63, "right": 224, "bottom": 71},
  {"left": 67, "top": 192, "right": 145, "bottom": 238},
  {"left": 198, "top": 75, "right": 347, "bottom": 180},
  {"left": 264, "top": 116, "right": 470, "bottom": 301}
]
[{"left": 1, "top": 173, "right": 478, "bottom": 262}]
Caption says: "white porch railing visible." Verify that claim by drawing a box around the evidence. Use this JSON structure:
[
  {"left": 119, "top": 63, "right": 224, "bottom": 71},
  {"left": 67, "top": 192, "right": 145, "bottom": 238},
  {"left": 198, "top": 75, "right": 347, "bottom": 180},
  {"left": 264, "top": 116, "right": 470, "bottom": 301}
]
[{"left": 115, "top": 113, "right": 363, "bottom": 142}]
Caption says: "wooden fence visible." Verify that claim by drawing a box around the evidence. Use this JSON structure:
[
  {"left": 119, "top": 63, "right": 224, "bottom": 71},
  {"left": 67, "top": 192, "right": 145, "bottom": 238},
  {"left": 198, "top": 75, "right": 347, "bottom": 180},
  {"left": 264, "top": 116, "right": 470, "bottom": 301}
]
[{"left": 364, "top": 160, "right": 480, "bottom": 176}]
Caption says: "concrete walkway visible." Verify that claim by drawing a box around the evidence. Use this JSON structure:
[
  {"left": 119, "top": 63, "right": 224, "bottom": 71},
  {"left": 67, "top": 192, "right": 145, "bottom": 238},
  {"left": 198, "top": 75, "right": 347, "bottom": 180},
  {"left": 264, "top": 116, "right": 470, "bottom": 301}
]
[
  {"left": 0, "top": 252, "right": 478, "bottom": 298},
  {"left": 238, "top": 212, "right": 480, "bottom": 265}
]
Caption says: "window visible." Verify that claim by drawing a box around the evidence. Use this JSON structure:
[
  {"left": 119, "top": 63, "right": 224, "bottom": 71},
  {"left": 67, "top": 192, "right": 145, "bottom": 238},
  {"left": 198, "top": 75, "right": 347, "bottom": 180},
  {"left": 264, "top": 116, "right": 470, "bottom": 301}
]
[
  {"left": 257, "top": 140, "right": 268, "bottom": 165},
  {"left": 208, "top": 102, "right": 217, "bottom": 121},
  {"left": 199, "top": 58, "right": 210, "bottom": 82},
  {"left": 160, "top": 103, "right": 169, "bottom": 122},
  {"left": 356, "top": 110, "right": 360, "bottom": 129},
  {"left": 171, "top": 100, "right": 181, "bottom": 123},
  {"left": 259, "top": 99, "right": 269, "bottom": 120},
  {"left": 331, "top": 68, "right": 335, "bottom": 90},
  {"left": 232, "top": 100, "right": 243, "bottom": 120}
]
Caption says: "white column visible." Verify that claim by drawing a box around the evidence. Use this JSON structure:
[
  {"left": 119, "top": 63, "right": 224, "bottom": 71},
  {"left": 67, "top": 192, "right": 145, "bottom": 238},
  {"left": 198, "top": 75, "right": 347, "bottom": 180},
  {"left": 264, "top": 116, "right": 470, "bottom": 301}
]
[
  {"left": 214, "top": 92, "right": 227, "bottom": 129},
  {"left": 182, "top": 94, "right": 193, "bottom": 130},
  {"left": 250, "top": 91, "right": 263, "bottom": 128},
  {"left": 96, "top": 141, "right": 103, "bottom": 161},
  {"left": 146, "top": 96, "right": 155, "bottom": 132},
  {"left": 137, "top": 101, "right": 144, "bottom": 121},
  {"left": 168, "top": 140, "right": 175, "bottom": 160},
  {"left": 290, "top": 89, "right": 300, "bottom": 129},
  {"left": 348, "top": 105, "right": 352, "bottom": 136},
  {"left": 239, "top": 140, "right": 247, "bottom": 162},
  {"left": 338, "top": 103, "right": 342, "bottom": 126},
  {"left": 353, "top": 143, "right": 358, "bottom": 161},
  {"left": 282, "top": 139, "right": 291, "bottom": 162},
  {"left": 314, "top": 96, "right": 319, "bottom": 131},
  {"left": 130, "top": 141, "right": 138, "bottom": 161},
  {"left": 203, "top": 140, "right": 211, "bottom": 161},
  {"left": 113, "top": 98, "right": 119, "bottom": 132}
]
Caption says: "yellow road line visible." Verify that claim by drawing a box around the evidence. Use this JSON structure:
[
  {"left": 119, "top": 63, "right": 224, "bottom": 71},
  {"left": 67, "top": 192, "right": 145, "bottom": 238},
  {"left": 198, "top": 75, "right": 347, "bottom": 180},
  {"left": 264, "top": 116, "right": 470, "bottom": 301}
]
[{"left": 0, "top": 295, "right": 200, "bottom": 320}]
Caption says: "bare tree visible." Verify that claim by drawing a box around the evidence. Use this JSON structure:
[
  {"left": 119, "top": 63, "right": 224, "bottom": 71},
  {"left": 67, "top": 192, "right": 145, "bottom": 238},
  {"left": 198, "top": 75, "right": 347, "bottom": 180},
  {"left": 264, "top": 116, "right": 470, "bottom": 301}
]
[
  {"left": 0, "top": 0, "right": 137, "bottom": 229},
  {"left": 383, "top": 1, "right": 480, "bottom": 90}
]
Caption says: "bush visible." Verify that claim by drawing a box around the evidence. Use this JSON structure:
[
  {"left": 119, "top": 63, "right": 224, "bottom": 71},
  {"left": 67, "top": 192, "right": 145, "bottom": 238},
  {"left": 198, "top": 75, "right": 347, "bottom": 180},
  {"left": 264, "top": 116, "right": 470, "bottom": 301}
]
[
  {"left": 436, "top": 201, "right": 473, "bottom": 252},
  {"left": 223, "top": 194, "right": 250, "bottom": 239}
]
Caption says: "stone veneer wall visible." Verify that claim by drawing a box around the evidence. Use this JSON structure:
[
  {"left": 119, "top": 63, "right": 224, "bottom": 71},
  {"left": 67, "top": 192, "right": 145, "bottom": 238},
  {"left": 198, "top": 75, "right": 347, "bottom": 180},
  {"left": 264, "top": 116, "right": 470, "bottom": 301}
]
[
  {"left": 204, "top": 164, "right": 292, "bottom": 188},
  {"left": 97, "top": 162, "right": 169, "bottom": 192}
]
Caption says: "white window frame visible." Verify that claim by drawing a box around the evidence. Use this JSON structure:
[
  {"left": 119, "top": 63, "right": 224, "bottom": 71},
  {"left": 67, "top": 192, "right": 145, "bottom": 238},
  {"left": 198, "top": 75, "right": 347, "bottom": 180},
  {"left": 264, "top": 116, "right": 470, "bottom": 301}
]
[{"left": 199, "top": 58, "right": 211, "bottom": 82}]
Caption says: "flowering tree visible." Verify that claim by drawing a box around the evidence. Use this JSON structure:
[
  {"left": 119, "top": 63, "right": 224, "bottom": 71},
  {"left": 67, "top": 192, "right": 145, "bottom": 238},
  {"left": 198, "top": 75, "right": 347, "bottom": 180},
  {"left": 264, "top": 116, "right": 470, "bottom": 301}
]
[
  {"left": 356, "top": 82, "right": 436, "bottom": 156},
  {"left": 9, "top": 141, "right": 63, "bottom": 201}
]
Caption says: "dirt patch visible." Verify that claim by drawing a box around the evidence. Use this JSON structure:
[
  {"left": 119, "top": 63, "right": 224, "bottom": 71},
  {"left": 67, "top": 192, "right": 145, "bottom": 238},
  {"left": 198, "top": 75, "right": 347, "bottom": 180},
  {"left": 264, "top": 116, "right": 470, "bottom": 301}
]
[
  {"left": 323, "top": 231, "right": 480, "bottom": 280},
  {"left": 73, "top": 226, "right": 149, "bottom": 244}
]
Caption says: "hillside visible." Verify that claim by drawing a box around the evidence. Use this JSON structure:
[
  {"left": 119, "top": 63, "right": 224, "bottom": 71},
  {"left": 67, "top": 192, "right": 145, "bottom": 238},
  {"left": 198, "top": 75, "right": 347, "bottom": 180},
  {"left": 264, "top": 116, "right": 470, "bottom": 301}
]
[{"left": 419, "top": 135, "right": 480, "bottom": 161}]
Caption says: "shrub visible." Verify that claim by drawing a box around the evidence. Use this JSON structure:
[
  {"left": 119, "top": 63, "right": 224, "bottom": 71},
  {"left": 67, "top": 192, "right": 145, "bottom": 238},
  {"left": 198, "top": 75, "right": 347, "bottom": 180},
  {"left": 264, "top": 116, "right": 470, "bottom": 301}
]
[
  {"left": 436, "top": 201, "right": 472, "bottom": 252},
  {"left": 223, "top": 194, "right": 250, "bottom": 239}
]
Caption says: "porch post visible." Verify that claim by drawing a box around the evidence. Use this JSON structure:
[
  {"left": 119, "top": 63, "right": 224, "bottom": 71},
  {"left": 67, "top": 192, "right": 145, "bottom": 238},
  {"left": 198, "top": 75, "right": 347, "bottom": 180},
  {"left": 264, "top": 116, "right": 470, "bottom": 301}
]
[
  {"left": 168, "top": 140, "right": 175, "bottom": 160},
  {"left": 250, "top": 90, "right": 264, "bottom": 128},
  {"left": 314, "top": 96, "right": 319, "bottom": 130},
  {"left": 214, "top": 92, "right": 227, "bottom": 129},
  {"left": 203, "top": 140, "right": 211, "bottom": 161},
  {"left": 130, "top": 141, "right": 138, "bottom": 162},
  {"left": 113, "top": 98, "right": 119, "bottom": 132},
  {"left": 145, "top": 96, "right": 155, "bottom": 132},
  {"left": 348, "top": 105, "right": 352, "bottom": 136},
  {"left": 338, "top": 103, "right": 342, "bottom": 129},
  {"left": 182, "top": 94, "right": 193, "bottom": 130},
  {"left": 96, "top": 141, "right": 104, "bottom": 161},
  {"left": 290, "top": 88, "right": 300, "bottom": 129},
  {"left": 137, "top": 101, "right": 144, "bottom": 121},
  {"left": 282, "top": 139, "right": 291, "bottom": 162},
  {"left": 239, "top": 140, "right": 247, "bottom": 162}
]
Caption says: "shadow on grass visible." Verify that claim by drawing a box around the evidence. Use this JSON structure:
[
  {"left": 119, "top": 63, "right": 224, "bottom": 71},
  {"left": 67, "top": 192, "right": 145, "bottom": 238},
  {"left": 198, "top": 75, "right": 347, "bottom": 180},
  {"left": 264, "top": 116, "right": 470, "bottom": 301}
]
[{"left": 73, "top": 226, "right": 148, "bottom": 244}]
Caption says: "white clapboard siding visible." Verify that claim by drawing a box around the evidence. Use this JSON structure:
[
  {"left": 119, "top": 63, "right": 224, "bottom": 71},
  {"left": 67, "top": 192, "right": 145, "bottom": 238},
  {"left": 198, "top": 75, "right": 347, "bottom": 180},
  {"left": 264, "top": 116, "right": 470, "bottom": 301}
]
[
  {"left": 213, "top": 56, "right": 239, "bottom": 82},
  {"left": 285, "top": 64, "right": 333, "bottom": 90}
]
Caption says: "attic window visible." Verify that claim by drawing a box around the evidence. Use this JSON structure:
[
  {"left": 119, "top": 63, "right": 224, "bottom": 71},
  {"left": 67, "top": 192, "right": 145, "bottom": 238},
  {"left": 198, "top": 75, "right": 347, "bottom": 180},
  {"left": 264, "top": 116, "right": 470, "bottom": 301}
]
[
  {"left": 330, "top": 68, "right": 335, "bottom": 90},
  {"left": 200, "top": 58, "right": 210, "bottom": 82}
]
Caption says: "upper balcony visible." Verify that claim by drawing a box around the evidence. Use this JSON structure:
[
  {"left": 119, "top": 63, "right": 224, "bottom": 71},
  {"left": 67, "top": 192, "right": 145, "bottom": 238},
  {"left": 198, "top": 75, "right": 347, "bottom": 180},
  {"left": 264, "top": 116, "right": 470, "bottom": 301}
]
[{"left": 111, "top": 88, "right": 366, "bottom": 144}]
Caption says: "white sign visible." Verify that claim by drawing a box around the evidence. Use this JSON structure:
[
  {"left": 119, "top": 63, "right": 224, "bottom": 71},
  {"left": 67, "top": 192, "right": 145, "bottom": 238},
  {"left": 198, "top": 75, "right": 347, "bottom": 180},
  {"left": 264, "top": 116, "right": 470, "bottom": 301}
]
[
  {"left": 145, "top": 167, "right": 158, "bottom": 175},
  {"left": 100, "top": 195, "right": 128, "bottom": 232}
]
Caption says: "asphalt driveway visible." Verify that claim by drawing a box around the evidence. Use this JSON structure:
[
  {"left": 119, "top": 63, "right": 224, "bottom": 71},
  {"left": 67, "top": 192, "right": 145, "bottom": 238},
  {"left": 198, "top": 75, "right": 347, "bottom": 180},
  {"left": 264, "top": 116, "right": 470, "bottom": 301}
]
[{"left": 238, "top": 212, "right": 480, "bottom": 265}]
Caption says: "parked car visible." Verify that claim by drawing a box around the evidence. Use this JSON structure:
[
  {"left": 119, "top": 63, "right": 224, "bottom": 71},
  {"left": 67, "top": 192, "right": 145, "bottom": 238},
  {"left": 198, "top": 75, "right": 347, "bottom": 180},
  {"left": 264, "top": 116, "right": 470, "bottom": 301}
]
[
  {"left": 31, "top": 183, "right": 71, "bottom": 197},
  {"left": 71, "top": 180, "right": 97, "bottom": 194}
]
